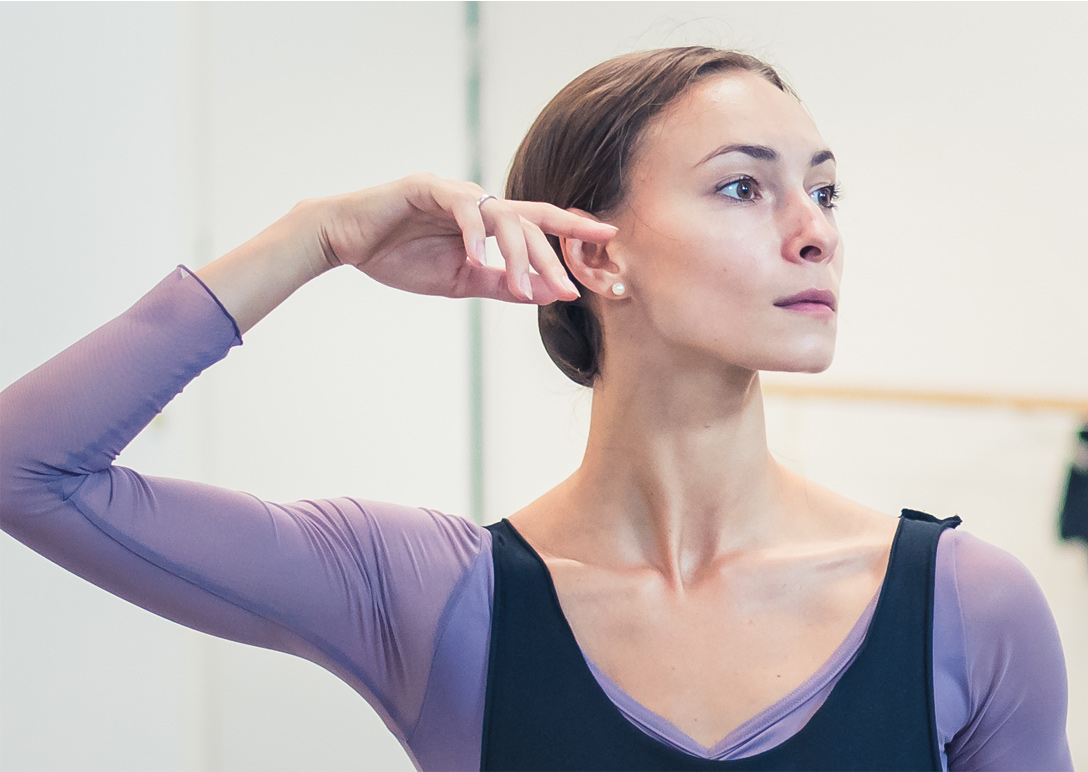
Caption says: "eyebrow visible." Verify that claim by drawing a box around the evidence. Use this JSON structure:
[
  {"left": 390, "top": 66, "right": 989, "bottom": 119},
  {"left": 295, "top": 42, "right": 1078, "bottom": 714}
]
[{"left": 697, "top": 143, "right": 836, "bottom": 168}]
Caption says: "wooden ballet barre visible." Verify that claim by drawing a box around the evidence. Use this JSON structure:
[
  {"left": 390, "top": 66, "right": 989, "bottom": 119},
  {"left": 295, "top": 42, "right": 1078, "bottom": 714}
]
[{"left": 761, "top": 382, "right": 1088, "bottom": 416}]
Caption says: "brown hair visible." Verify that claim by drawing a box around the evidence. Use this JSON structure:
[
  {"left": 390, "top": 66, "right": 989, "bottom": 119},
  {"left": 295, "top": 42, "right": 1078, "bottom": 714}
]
[{"left": 505, "top": 47, "right": 794, "bottom": 387}]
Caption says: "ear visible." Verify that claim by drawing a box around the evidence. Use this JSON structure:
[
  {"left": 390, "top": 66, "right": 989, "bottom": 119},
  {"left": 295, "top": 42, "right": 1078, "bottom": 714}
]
[{"left": 560, "top": 209, "right": 625, "bottom": 299}]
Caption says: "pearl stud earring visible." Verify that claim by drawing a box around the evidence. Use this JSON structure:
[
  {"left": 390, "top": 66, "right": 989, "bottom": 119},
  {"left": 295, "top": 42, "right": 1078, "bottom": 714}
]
[{"left": 611, "top": 282, "right": 626, "bottom": 296}]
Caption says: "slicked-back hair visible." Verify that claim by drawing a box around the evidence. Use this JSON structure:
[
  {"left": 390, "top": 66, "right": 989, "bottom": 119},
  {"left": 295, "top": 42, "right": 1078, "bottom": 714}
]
[{"left": 505, "top": 47, "right": 794, "bottom": 387}]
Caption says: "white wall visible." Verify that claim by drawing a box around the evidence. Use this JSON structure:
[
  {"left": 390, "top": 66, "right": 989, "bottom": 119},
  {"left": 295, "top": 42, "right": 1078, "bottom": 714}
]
[
  {"left": 1, "top": 5, "right": 206, "bottom": 770},
  {"left": 188, "top": 7, "right": 469, "bottom": 770},
  {"left": 479, "top": 1, "right": 1088, "bottom": 511},
  {"left": 1, "top": 3, "right": 464, "bottom": 770},
  {"left": 1, "top": 2, "right": 1085, "bottom": 770}
]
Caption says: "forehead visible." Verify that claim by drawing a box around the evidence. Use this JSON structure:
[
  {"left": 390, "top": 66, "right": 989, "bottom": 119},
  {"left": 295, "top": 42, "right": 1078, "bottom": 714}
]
[{"left": 636, "top": 71, "right": 826, "bottom": 170}]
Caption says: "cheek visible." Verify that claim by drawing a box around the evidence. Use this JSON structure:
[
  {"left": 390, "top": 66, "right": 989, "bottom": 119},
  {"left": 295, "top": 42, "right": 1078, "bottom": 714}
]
[
  {"left": 635, "top": 228, "right": 774, "bottom": 346},
  {"left": 644, "top": 207, "right": 771, "bottom": 293}
]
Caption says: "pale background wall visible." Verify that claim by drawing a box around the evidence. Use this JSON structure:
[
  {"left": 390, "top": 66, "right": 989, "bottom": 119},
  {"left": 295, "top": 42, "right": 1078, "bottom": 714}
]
[{"left": 1, "top": 2, "right": 1084, "bottom": 771}]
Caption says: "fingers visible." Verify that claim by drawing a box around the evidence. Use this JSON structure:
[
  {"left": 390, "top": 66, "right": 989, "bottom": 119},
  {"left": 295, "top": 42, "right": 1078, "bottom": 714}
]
[
  {"left": 444, "top": 187, "right": 488, "bottom": 267},
  {"left": 483, "top": 200, "right": 536, "bottom": 300},
  {"left": 456, "top": 263, "right": 573, "bottom": 306},
  {"left": 457, "top": 264, "right": 533, "bottom": 304},
  {"left": 483, "top": 199, "right": 613, "bottom": 303},
  {"left": 422, "top": 176, "right": 608, "bottom": 304},
  {"left": 512, "top": 201, "right": 619, "bottom": 244},
  {"left": 522, "top": 220, "right": 580, "bottom": 298},
  {"left": 477, "top": 198, "right": 581, "bottom": 303}
]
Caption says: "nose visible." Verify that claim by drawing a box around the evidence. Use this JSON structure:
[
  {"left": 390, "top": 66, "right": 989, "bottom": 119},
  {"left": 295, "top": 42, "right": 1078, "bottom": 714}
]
[{"left": 779, "top": 192, "right": 840, "bottom": 264}]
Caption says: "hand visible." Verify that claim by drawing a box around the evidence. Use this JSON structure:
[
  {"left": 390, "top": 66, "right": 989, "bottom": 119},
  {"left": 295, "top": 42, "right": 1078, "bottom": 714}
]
[{"left": 317, "top": 174, "right": 617, "bottom": 304}]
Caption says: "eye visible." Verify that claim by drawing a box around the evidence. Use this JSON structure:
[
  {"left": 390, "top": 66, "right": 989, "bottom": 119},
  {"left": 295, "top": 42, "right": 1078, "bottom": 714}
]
[
  {"left": 717, "top": 177, "right": 759, "bottom": 201},
  {"left": 811, "top": 183, "right": 841, "bottom": 210}
]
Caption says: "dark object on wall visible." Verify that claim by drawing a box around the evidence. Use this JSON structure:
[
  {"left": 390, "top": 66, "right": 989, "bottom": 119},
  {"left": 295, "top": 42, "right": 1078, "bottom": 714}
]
[{"left": 1058, "top": 424, "right": 1088, "bottom": 545}]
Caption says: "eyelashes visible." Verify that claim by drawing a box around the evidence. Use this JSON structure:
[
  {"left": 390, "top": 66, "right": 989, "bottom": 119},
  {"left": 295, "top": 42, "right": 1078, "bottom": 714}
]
[
  {"left": 716, "top": 177, "right": 759, "bottom": 202},
  {"left": 715, "top": 177, "right": 842, "bottom": 210},
  {"left": 813, "top": 182, "right": 842, "bottom": 210}
]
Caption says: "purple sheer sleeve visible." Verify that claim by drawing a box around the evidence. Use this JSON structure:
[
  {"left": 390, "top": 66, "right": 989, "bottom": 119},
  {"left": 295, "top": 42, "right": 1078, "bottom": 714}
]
[
  {"left": 935, "top": 529, "right": 1072, "bottom": 770},
  {"left": 0, "top": 267, "right": 489, "bottom": 761},
  {"left": 6, "top": 267, "right": 1070, "bottom": 771}
]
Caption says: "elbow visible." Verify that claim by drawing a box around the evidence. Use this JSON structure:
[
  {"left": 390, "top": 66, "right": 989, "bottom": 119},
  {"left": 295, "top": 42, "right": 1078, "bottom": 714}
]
[
  {"left": 0, "top": 452, "right": 63, "bottom": 533},
  {"left": 0, "top": 401, "right": 82, "bottom": 534}
]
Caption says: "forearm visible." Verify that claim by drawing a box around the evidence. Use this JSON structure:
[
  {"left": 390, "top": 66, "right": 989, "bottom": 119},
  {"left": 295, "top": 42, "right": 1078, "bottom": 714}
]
[
  {"left": 196, "top": 198, "right": 337, "bottom": 335},
  {"left": 0, "top": 265, "right": 485, "bottom": 732},
  {"left": 0, "top": 269, "right": 240, "bottom": 518}
]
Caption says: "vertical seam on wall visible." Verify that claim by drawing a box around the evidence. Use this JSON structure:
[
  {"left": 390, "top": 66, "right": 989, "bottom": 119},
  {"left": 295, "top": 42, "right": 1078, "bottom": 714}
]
[
  {"left": 465, "top": 1, "right": 485, "bottom": 525},
  {"left": 184, "top": 5, "right": 224, "bottom": 769}
]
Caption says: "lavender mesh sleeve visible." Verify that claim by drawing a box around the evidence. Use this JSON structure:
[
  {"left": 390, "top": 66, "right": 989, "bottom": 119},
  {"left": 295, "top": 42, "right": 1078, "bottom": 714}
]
[
  {"left": 935, "top": 529, "right": 1072, "bottom": 770},
  {"left": 0, "top": 267, "right": 490, "bottom": 767},
  {"left": 1, "top": 268, "right": 1071, "bottom": 771}
]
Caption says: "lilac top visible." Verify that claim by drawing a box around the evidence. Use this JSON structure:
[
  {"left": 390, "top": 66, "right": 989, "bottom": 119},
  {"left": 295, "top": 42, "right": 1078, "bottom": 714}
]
[{"left": 0, "top": 268, "right": 1072, "bottom": 771}]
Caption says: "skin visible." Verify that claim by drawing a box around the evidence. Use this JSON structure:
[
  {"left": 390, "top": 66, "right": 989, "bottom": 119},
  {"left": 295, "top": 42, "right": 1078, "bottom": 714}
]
[
  {"left": 196, "top": 174, "right": 603, "bottom": 335},
  {"left": 508, "top": 72, "right": 900, "bottom": 747},
  {"left": 196, "top": 69, "right": 899, "bottom": 751}
]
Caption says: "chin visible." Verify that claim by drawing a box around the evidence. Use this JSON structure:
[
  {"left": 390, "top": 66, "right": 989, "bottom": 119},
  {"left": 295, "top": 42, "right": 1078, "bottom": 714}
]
[
  {"left": 791, "top": 359, "right": 834, "bottom": 374},
  {"left": 765, "top": 342, "right": 836, "bottom": 374}
]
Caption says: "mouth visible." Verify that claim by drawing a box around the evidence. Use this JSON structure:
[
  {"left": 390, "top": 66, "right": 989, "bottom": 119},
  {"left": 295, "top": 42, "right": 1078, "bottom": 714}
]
[{"left": 774, "top": 288, "right": 837, "bottom": 313}]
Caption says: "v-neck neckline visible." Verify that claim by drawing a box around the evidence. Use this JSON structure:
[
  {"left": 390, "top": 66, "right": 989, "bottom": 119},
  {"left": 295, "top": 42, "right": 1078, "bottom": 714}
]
[
  {"left": 499, "top": 517, "right": 900, "bottom": 759},
  {"left": 581, "top": 592, "right": 880, "bottom": 758}
]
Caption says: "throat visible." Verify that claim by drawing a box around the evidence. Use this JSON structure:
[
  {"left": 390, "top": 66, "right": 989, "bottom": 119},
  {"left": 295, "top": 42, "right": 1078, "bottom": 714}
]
[{"left": 572, "top": 371, "right": 790, "bottom": 570}]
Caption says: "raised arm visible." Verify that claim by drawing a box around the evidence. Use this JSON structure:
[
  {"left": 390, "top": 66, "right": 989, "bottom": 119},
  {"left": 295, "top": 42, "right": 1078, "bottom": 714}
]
[
  {"left": 196, "top": 173, "right": 614, "bottom": 333},
  {"left": 0, "top": 175, "right": 615, "bottom": 743}
]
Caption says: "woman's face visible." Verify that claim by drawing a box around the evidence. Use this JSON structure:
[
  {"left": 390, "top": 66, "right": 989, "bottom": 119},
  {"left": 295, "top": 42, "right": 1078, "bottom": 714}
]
[{"left": 604, "top": 71, "right": 842, "bottom": 376}]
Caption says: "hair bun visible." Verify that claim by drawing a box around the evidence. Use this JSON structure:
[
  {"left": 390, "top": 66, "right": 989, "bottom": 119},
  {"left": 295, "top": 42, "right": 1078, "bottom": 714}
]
[
  {"left": 538, "top": 301, "right": 601, "bottom": 388},
  {"left": 509, "top": 47, "right": 791, "bottom": 388}
]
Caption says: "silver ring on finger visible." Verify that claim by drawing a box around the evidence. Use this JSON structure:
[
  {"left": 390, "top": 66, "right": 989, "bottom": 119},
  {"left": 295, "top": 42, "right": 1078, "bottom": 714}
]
[{"left": 476, "top": 193, "right": 497, "bottom": 209}]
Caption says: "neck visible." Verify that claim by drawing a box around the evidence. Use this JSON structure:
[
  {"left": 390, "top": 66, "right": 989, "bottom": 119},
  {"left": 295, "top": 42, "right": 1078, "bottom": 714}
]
[{"left": 563, "top": 360, "right": 793, "bottom": 586}]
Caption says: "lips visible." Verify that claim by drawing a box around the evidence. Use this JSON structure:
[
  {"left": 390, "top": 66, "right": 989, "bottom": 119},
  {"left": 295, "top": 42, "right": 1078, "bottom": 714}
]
[{"left": 774, "top": 288, "right": 837, "bottom": 312}]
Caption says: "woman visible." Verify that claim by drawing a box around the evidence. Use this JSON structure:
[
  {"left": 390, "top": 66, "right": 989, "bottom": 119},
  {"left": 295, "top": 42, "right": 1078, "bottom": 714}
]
[{"left": 0, "top": 47, "right": 1072, "bottom": 770}]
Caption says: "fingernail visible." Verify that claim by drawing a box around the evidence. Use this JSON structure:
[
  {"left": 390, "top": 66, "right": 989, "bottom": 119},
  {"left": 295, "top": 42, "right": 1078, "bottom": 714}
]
[
  {"left": 519, "top": 274, "right": 534, "bottom": 301},
  {"left": 475, "top": 239, "right": 487, "bottom": 265},
  {"left": 563, "top": 277, "right": 580, "bottom": 297}
]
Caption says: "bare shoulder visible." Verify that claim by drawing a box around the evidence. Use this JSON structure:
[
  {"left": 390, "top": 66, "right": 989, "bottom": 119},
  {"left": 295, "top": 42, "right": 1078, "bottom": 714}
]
[
  {"left": 779, "top": 468, "right": 900, "bottom": 548},
  {"left": 505, "top": 484, "right": 585, "bottom": 562}
]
